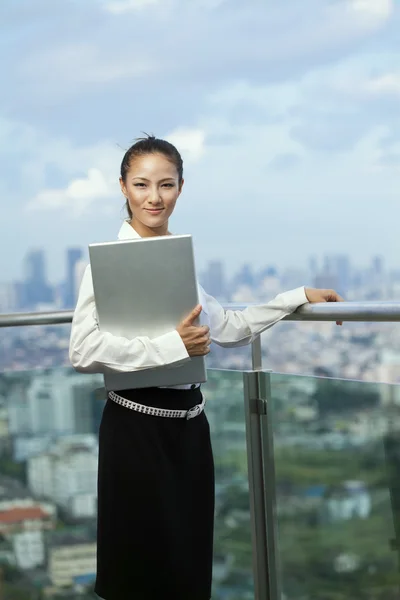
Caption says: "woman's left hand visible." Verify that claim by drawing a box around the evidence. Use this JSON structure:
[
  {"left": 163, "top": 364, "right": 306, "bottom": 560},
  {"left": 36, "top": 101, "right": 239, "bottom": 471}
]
[{"left": 304, "top": 287, "right": 344, "bottom": 326}]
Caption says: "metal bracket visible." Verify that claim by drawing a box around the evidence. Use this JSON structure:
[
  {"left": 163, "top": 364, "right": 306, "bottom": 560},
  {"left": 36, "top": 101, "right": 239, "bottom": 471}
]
[{"left": 249, "top": 397, "right": 268, "bottom": 416}]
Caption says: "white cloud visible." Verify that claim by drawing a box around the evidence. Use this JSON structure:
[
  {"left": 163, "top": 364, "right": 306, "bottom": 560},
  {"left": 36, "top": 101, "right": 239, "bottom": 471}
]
[
  {"left": 104, "top": 0, "right": 226, "bottom": 13},
  {"left": 158, "top": 105, "right": 400, "bottom": 278},
  {"left": 1, "top": 0, "right": 400, "bottom": 283},
  {"left": 166, "top": 128, "right": 206, "bottom": 163},
  {"left": 349, "top": 0, "right": 393, "bottom": 22},
  {"left": 196, "top": 0, "right": 227, "bottom": 7},
  {"left": 0, "top": 114, "right": 124, "bottom": 219},
  {"left": 5, "top": 0, "right": 396, "bottom": 108},
  {"left": 330, "top": 70, "right": 400, "bottom": 100},
  {"left": 299, "top": 67, "right": 400, "bottom": 106},
  {"left": 105, "top": 0, "right": 162, "bottom": 14},
  {"left": 301, "top": 0, "right": 393, "bottom": 51},
  {"left": 364, "top": 73, "right": 400, "bottom": 96},
  {"left": 105, "top": 0, "right": 393, "bottom": 22},
  {"left": 26, "top": 168, "right": 116, "bottom": 216},
  {"left": 19, "top": 43, "right": 155, "bottom": 98}
]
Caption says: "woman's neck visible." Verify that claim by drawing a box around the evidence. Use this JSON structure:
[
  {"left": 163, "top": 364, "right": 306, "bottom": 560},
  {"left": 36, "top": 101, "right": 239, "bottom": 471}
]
[{"left": 129, "top": 219, "right": 170, "bottom": 238}]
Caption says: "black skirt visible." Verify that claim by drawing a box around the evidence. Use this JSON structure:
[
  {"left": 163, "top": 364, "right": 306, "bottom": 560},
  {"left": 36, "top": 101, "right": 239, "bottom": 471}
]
[{"left": 95, "top": 386, "right": 215, "bottom": 600}]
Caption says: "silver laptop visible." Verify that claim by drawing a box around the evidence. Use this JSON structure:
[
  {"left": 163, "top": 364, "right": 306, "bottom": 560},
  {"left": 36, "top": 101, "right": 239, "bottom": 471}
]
[{"left": 88, "top": 235, "right": 207, "bottom": 391}]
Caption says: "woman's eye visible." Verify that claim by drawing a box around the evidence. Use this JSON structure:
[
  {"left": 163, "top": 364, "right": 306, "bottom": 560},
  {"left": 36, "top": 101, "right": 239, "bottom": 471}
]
[
  {"left": 134, "top": 183, "right": 146, "bottom": 188},
  {"left": 162, "top": 183, "right": 174, "bottom": 188}
]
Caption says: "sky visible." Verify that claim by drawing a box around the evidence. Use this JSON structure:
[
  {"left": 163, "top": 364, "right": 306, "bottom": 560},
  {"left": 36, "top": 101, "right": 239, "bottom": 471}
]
[{"left": 1, "top": 0, "right": 399, "bottom": 284}]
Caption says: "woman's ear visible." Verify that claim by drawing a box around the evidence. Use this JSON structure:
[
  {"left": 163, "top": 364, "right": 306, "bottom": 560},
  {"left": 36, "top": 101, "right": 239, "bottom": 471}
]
[
  {"left": 178, "top": 178, "right": 185, "bottom": 195},
  {"left": 119, "top": 176, "right": 127, "bottom": 198}
]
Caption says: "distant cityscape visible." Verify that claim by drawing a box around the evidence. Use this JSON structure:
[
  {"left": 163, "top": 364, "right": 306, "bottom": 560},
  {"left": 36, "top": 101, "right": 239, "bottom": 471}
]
[
  {"left": 1, "top": 247, "right": 400, "bottom": 385},
  {"left": 0, "top": 248, "right": 86, "bottom": 314},
  {"left": 1, "top": 249, "right": 400, "bottom": 598},
  {"left": 0, "top": 246, "right": 396, "bottom": 314}
]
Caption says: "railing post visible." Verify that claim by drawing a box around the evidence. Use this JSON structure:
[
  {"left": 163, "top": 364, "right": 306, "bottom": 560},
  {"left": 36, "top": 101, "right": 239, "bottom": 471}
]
[
  {"left": 243, "top": 368, "right": 281, "bottom": 600},
  {"left": 251, "top": 336, "right": 262, "bottom": 371}
]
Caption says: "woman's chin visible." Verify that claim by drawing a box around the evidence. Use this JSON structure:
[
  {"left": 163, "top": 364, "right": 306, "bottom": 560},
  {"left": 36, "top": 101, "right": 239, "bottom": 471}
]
[
  {"left": 146, "top": 217, "right": 167, "bottom": 228},
  {"left": 134, "top": 215, "right": 169, "bottom": 233}
]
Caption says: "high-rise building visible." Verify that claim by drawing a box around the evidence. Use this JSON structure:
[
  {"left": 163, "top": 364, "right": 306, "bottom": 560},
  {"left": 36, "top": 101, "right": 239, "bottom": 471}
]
[
  {"left": 20, "top": 249, "right": 53, "bottom": 308},
  {"left": 71, "top": 382, "right": 100, "bottom": 435},
  {"left": 0, "top": 282, "right": 16, "bottom": 312},
  {"left": 308, "top": 256, "right": 318, "bottom": 279},
  {"left": 25, "top": 250, "right": 45, "bottom": 282},
  {"left": 7, "top": 371, "right": 102, "bottom": 438},
  {"left": 202, "top": 260, "right": 227, "bottom": 300},
  {"left": 372, "top": 256, "right": 384, "bottom": 277},
  {"left": 64, "top": 248, "right": 83, "bottom": 308},
  {"left": 27, "top": 435, "right": 99, "bottom": 519},
  {"left": 232, "top": 264, "right": 254, "bottom": 291},
  {"left": 314, "top": 272, "right": 339, "bottom": 292},
  {"left": 316, "top": 254, "right": 350, "bottom": 295}
]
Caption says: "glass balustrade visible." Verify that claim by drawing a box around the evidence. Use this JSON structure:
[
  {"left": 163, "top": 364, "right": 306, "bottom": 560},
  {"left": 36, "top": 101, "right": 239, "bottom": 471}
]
[
  {"left": 269, "top": 372, "right": 400, "bottom": 600},
  {"left": 0, "top": 367, "right": 252, "bottom": 600}
]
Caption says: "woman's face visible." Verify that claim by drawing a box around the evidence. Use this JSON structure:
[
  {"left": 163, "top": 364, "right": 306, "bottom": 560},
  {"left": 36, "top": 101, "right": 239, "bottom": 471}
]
[{"left": 120, "top": 153, "right": 183, "bottom": 236}]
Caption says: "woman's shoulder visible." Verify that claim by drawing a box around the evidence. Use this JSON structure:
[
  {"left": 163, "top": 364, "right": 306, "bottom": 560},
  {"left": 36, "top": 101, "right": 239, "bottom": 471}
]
[
  {"left": 76, "top": 263, "right": 94, "bottom": 298},
  {"left": 80, "top": 262, "right": 92, "bottom": 280}
]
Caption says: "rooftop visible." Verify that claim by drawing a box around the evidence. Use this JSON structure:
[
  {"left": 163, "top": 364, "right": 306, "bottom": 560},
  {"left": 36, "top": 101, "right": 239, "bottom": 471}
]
[{"left": 0, "top": 506, "right": 49, "bottom": 524}]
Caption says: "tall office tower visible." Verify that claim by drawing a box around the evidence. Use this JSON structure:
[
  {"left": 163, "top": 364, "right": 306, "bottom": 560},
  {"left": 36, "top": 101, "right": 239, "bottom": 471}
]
[
  {"left": 25, "top": 250, "right": 45, "bottom": 282},
  {"left": 8, "top": 371, "right": 102, "bottom": 438},
  {"left": 203, "top": 261, "right": 226, "bottom": 300},
  {"left": 369, "top": 255, "right": 387, "bottom": 297},
  {"left": 0, "top": 282, "right": 16, "bottom": 312},
  {"left": 232, "top": 263, "right": 255, "bottom": 291},
  {"left": 64, "top": 248, "right": 83, "bottom": 308},
  {"left": 22, "top": 250, "right": 54, "bottom": 308},
  {"left": 335, "top": 255, "right": 351, "bottom": 294},
  {"left": 319, "top": 254, "right": 351, "bottom": 295},
  {"left": 259, "top": 266, "right": 277, "bottom": 280},
  {"left": 308, "top": 256, "right": 318, "bottom": 279},
  {"left": 372, "top": 255, "right": 384, "bottom": 277},
  {"left": 314, "top": 271, "right": 339, "bottom": 292}
]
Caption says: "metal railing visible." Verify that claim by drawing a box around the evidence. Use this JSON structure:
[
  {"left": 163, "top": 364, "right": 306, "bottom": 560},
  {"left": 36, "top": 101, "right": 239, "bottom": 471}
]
[{"left": 1, "top": 301, "right": 400, "bottom": 329}]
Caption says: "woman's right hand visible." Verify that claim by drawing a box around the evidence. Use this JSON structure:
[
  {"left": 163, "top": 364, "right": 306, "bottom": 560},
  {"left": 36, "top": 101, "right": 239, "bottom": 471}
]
[{"left": 176, "top": 305, "right": 211, "bottom": 357}]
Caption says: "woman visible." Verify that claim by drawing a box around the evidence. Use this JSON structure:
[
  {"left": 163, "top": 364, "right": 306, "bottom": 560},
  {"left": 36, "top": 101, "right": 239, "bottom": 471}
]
[{"left": 69, "top": 135, "right": 343, "bottom": 600}]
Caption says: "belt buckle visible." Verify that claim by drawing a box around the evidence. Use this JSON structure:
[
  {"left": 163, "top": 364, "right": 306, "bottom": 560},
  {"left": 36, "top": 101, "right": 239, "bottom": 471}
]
[{"left": 186, "top": 404, "right": 201, "bottom": 420}]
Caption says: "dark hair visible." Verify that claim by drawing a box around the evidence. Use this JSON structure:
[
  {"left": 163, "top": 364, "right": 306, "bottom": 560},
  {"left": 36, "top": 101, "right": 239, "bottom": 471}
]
[{"left": 120, "top": 134, "right": 184, "bottom": 219}]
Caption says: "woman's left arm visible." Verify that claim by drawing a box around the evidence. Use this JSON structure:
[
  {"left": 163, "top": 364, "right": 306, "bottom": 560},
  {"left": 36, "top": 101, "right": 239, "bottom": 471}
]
[{"left": 201, "top": 285, "right": 343, "bottom": 348}]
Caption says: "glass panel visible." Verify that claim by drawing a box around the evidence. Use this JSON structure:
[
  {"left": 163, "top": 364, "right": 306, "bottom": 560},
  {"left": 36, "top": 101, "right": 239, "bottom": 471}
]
[
  {"left": 270, "top": 373, "right": 400, "bottom": 600},
  {"left": 0, "top": 367, "right": 103, "bottom": 599},
  {"left": 0, "top": 367, "right": 251, "bottom": 599},
  {"left": 205, "top": 369, "right": 254, "bottom": 600},
  {"left": 1, "top": 324, "right": 72, "bottom": 371}
]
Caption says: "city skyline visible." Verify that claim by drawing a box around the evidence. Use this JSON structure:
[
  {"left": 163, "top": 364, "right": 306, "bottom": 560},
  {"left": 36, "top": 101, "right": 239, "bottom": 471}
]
[
  {"left": 1, "top": 239, "right": 394, "bottom": 288},
  {"left": 5, "top": 244, "right": 390, "bottom": 281},
  {"left": 0, "top": 0, "right": 400, "bottom": 282},
  {"left": 0, "top": 242, "right": 391, "bottom": 314}
]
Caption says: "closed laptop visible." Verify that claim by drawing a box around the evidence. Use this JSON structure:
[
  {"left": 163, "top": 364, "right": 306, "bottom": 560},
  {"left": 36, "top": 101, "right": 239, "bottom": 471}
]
[{"left": 88, "top": 235, "right": 207, "bottom": 390}]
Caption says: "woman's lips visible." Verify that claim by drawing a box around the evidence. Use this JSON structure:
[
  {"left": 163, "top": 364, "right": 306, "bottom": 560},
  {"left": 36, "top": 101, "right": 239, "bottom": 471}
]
[{"left": 144, "top": 208, "right": 164, "bottom": 215}]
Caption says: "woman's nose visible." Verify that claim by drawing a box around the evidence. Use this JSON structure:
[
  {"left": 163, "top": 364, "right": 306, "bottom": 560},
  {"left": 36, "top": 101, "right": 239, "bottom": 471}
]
[{"left": 148, "top": 187, "right": 161, "bottom": 205}]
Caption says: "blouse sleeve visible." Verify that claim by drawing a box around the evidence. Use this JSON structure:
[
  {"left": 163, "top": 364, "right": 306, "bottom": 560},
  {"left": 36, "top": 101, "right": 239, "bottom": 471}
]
[
  {"left": 200, "top": 284, "right": 308, "bottom": 348},
  {"left": 69, "top": 265, "right": 190, "bottom": 374}
]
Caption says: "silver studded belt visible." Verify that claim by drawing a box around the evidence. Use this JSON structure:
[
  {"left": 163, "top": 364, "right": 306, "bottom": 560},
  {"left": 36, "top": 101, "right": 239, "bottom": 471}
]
[{"left": 108, "top": 390, "right": 206, "bottom": 420}]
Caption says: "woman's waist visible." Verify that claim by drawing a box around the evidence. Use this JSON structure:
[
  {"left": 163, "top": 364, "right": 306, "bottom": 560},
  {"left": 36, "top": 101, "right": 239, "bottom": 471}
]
[{"left": 109, "top": 386, "right": 203, "bottom": 410}]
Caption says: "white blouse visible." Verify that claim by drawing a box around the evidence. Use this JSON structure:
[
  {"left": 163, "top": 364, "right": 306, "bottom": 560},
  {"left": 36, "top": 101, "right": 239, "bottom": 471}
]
[{"left": 69, "top": 221, "right": 309, "bottom": 386}]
